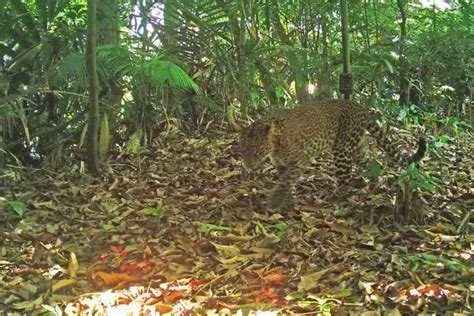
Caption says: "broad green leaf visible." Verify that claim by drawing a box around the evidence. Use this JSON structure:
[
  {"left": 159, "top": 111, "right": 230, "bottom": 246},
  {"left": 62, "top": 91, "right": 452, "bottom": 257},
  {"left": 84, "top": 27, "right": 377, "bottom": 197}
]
[{"left": 9, "top": 200, "right": 26, "bottom": 217}]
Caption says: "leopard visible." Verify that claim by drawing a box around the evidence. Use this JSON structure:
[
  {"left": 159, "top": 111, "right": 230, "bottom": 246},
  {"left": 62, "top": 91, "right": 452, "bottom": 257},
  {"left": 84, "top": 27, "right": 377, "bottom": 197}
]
[{"left": 239, "top": 99, "right": 427, "bottom": 209}]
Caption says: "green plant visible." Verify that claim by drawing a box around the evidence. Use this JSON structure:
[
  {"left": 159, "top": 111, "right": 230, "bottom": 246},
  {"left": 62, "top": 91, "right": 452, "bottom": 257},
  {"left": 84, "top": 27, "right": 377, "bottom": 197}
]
[
  {"left": 403, "top": 253, "right": 471, "bottom": 273},
  {"left": 441, "top": 117, "right": 471, "bottom": 134},
  {"left": 1, "top": 196, "right": 26, "bottom": 217},
  {"left": 9, "top": 200, "right": 26, "bottom": 217},
  {"left": 255, "top": 222, "right": 288, "bottom": 243},
  {"left": 194, "top": 221, "right": 232, "bottom": 234},
  {"left": 100, "top": 223, "right": 116, "bottom": 232},
  {"left": 363, "top": 158, "right": 384, "bottom": 181},
  {"left": 300, "top": 296, "right": 340, "bottom": 314},
  {"left": 146, "top": 202, "right": 164, "bottom": 217},
  {"left": 397, "top": 163, "right": 437, "bottom": 191}
]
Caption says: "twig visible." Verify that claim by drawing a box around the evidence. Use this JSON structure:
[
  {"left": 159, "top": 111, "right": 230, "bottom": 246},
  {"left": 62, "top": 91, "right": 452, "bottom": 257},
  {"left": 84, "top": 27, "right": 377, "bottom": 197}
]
[{"left": 456, "top": 209, "right": 472, "bottom": 234}]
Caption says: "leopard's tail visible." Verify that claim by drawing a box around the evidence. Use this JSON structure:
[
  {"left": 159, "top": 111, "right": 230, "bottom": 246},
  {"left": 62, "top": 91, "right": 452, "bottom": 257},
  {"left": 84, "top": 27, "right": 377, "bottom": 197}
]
[{"left": 367, "top": 122, "right": 427, "bottom": 166}]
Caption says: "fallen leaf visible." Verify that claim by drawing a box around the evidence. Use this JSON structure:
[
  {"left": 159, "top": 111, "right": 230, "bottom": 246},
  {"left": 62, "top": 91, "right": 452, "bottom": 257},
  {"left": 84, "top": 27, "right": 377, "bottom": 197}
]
[
  {"left": 298, "top": 268, "right": 331, "bottom": 291},
  {"left": 94, "top": 271, "right": 141, "bottom": 286},
  {"left": 52, "top": 278, "right": 77, "bottom": 293},
  {"left": 68, "top": 252, "right": 78, "bottom": 278}
]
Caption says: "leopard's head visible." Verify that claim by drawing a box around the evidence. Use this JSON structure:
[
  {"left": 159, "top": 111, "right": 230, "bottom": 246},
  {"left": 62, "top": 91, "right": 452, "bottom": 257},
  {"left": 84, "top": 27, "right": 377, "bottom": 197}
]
[{"left": 239, "top": 121, "right": 272, "bottom": 171}]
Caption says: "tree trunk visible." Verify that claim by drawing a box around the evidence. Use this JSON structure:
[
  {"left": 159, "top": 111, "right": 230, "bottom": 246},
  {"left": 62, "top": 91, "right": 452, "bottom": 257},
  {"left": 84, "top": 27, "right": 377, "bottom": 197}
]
[
  {"left": 372, "top": 0, "right": 380, "bottom": 42},
  {"left": 162, "top": 0, "right": 179, "bottom": 55},
  {"left": 216, "top": 0, "right": 251, "bottom": 114},
  {"left": 363, "top": 0, "right": 371, "bottom": 53},
  {"left": 340, "top": 0, "right": 351, "bottom": 100},
  {"left": 397, "top": 0, "right": 408, "bottom": 106},
  {"left": 271, "top": 0, "right": 308, "bottom": 103},
  {"left": 86, "top": 0, "right": 100, "bottom": 173},
  {"left": 97, "top": 0, "right": 120, "bottom": 45},
  {"left": 97, "top": 0, "right": 120, "bottom": 157},
  {"left": 316, "top": 15, "right": 331, "bottom": 100},
  {"left": 235, "top": 0, "right": 250, "bottom": 113}
]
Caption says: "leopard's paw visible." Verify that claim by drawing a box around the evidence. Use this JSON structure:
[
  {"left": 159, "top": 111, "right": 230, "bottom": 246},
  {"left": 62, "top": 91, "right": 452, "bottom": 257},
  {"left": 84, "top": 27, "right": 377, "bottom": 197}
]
[{"left": 267, "top": 190, "right": 292, "bottom": 210}]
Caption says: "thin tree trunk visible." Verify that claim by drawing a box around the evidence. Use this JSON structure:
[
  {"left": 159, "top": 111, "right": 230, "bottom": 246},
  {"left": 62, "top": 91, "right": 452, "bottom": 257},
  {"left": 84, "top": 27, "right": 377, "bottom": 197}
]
[
  {"left": 254, "top": 3, "right": 278, "bottom": 105},
  {"left": 271, "top": 0, "right": 307, "bottom": 103},
  {"left": 86, "top": 0, "right": 100, "bottom": 173},
  {"left": 236, "top": 0, "right": 249, "bottom": 113},
  {"left": 363, "top": 0, "right": 371, "bottom": 53},
  {"left": 162, "top": 0, "right": 178, "bottom": 55},
  {"left": 0, "top": 116, "right": 4, "bottom": 169},
  {"left": 217, "top": 0, "right": 251, "bottom": 114},
  {"left": 340, "top": 0, "right": 351, "bottom": 100},
  {"left": 372, "top": 0, "right": 380, "bottom": 42},
  {"left": 0, "top": 74, "right": 6, "bottom": 168},
  {"left": 397, "top": 0, "right": 408, "bottom": 106},
  {"left": 316, "top": 15, "right": 331, "bottom": 100}
]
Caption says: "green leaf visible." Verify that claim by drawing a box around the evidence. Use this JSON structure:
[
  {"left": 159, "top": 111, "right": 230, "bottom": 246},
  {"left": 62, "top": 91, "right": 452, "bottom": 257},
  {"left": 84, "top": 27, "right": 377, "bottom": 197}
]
[
  {"left": 100, "top": 224, "right": 116, "bottom": 232},
  {"left": 267, "top": 222, "right": 287, "bottom": 239},
  {"left": 421, "top": 254, "right": 438, "bottom": 262},
  {"left": 194, "top": 221, "right": 231, "bottom": 234},
  {"left": 8, "top": 200, "right": 26, "bottom": 217},
  {"left": 381, "top": 58, "right": 394, "bottom": 73},
  {"left": 42, "top": 304, "right": 63, "bottom": 316},
  {"left": 147, "top": 202, "right": 164, "bottom": 217},
  {"left": 418, "top": 179, "right": 436, "bottom": 190},
  {"left": 363, "top": 158, "right": 383, "bottom": 181},
  {"left": 433, "top": 141, "right": 445, "bottom": 148}
]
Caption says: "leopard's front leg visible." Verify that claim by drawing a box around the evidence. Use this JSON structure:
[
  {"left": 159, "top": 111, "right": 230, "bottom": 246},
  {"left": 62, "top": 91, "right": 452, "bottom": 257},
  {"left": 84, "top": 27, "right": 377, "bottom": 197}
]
[{"left": 267, "top": 163, "right": 301, "bottom": 210}]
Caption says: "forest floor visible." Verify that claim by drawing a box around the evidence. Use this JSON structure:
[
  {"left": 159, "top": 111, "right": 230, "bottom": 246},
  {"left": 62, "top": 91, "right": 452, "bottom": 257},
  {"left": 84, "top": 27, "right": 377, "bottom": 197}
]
[{"left": 1, "top": 129, "right": 473, "bottom": 315}]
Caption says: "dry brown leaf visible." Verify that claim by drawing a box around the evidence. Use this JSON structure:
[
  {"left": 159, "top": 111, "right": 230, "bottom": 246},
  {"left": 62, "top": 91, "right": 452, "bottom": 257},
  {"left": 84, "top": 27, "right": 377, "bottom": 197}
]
[{"left": 297, "top": 268, "right": 331, "bottom": 291}]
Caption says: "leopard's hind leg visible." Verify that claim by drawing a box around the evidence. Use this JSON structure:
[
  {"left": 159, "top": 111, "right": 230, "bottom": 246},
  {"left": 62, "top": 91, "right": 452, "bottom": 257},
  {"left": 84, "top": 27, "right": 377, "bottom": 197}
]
[{"left": 331, "top": 133, "right": 365, "bottom": 198}]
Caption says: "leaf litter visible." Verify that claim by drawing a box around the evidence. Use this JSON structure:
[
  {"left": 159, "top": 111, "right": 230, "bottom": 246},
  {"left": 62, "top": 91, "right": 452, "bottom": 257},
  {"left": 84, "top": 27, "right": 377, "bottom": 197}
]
[{"left": 0, "top": 130, "right": 473, "bottom": 315}]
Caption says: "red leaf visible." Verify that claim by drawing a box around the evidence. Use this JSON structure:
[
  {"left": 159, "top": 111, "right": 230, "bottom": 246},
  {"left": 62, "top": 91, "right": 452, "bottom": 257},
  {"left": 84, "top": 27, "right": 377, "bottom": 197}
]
[
  {"left": 110, "top": 246, "right": 128, "bottom": 258},
  {"left": 164, "top": 290, "right": 183, "bottom": 303},
  {"left": 255, "top": 287, "right": 286, "bottom": 305},
  {"left": 119, "top": 259, "right": 155, "bottom": 273},
  {"left": 262, "top": 273, "right": 288, "bottom": 284},
  {"left": 190, "top": 279, "right": 206, "bottom": 289}
]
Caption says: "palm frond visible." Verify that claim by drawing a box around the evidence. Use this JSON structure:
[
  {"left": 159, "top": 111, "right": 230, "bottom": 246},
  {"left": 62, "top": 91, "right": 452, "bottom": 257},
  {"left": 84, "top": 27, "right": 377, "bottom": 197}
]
[
  {"left": 56, "top": 45, "right": 135, "bottom": 91},
  {"left": 144, "top": 56, "right": 199, "bottom": 92},
  {"left": 97, "top": 44, "right": 135, "bottom": 80},
  {"left": 7, "top": 43, "right": 42, "bottom": 71},
  {"left": 57, "top": 46, "right": 199, "bottom": 94},
  {"left": 55, "top": 52, "right": 88, "bottom": 90}
]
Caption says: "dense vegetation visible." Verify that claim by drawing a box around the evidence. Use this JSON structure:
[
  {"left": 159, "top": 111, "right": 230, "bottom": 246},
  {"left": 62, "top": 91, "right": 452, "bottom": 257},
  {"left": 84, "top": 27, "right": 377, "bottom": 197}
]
[{"left": 1, "top": 1, "right": 472, "bottom": 315}]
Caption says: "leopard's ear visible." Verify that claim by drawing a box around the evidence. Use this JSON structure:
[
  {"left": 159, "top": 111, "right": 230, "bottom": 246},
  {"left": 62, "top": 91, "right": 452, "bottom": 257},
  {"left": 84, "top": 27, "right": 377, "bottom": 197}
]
[
  {"left": 234, "top": 121, "right": 245, "bottom": 133},
  {"left": 261, "top": 122, "right": 271, "bottom": 133},
  {"left": 251, "top": 122, "right": 271, "bottom": 138},
  {"left": 239, "top": 121, "right": 271, "bottom": 139}
]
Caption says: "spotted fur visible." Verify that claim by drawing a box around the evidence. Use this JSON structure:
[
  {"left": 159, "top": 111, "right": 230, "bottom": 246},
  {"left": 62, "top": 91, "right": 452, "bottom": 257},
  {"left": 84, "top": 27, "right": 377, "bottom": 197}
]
[{"left": 239, "top": 100, "right": 427, "bottom": 209}]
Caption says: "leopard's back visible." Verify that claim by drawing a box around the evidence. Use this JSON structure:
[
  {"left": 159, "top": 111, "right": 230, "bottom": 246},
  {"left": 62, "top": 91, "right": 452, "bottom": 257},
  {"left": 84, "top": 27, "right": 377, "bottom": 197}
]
[{"left": 269, "top": 100, "right": 372, "bottom": 166}]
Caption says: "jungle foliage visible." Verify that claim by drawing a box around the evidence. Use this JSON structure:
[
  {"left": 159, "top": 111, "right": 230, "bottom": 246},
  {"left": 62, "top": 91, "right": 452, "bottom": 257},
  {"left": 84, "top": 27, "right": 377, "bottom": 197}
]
[{"left": 0, "top": 1, "right": 472, "bottom": 168}]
